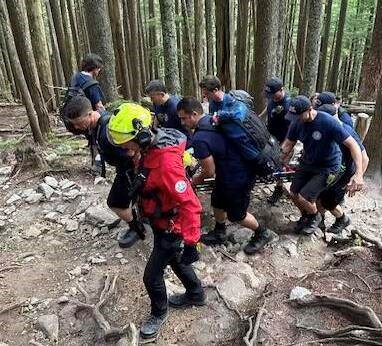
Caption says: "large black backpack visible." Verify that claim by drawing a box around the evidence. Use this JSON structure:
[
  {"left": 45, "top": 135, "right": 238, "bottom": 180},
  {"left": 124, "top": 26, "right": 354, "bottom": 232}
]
[{"left": 228, "top": 90, "right": 255, "bottom": 112}]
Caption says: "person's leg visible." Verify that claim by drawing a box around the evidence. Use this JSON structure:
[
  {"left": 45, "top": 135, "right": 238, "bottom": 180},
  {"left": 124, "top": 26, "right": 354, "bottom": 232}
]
[{"left": 268, "top": 179, "right": 284, "bottom": 205}]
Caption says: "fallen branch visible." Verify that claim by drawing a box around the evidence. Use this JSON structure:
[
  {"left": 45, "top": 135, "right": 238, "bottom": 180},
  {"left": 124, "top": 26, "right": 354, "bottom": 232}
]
[
  {"left": 0, "top": 300, "right": 28, "bottom": 315},
  {"left": 352, "top": 229, "right": 382, "bottom": 250},
  {"left": 217, "top": 248, "right": 238, "bottom": 262},
  {"left": 294, "top": 336, "right": 382, "bottom": 345},
  {"left": 0, "top": 265, "right": 22, "bottom": 273},
  {"left": 296, "top": 323, "right": 382, "bottom": 338}
]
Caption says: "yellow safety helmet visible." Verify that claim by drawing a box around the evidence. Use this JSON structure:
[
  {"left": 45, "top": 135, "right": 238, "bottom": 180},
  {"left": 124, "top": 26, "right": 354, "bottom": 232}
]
[{"left": 107, "top": 103, "right": 152, "bottom": 145}]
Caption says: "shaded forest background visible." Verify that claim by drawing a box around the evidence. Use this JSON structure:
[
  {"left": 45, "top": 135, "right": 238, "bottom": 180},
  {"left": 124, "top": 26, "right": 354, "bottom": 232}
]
[{"left": 0, "top": 0, "right": 381, "bottom": 177}]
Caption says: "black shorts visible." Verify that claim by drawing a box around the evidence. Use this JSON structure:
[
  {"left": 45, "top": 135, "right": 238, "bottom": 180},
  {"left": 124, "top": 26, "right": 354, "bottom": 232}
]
[
  {"left": 290, "top": 168, "right": 335, "bottom": 202},
  {"left": 319, "top": 170, "right": 353, "bottom": 210},
  {"left": 107, "top": 173, "right": 132, "bottom": 209},
  {"left": 211, "top": 181, "right": 254, "bottom": 222}
]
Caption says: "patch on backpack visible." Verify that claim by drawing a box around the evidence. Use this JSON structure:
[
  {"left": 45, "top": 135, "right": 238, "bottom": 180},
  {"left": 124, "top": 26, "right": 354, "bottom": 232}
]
[{"left": 175, "top": 180, "right": 187, "bottom": 193}]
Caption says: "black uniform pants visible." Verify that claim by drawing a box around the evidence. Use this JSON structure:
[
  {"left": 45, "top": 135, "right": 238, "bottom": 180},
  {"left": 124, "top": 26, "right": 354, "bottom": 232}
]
[{"left": 143, "top": 230, "right": 203, "bottom": 317}]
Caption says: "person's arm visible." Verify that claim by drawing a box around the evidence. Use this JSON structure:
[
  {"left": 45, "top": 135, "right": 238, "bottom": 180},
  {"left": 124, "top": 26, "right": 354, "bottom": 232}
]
[
  {"left": 361, "top": 149, "right": 369, "bottom": 174},
  {"left": 192, "top": 156, "right": 215, "bottom": 185},
  {"left": 342, "top": 136, "right": 364, "bottom": 195},
  {"left": 258, "top": 106, "right": 268, "bottom": 118},
  {"left": 281, "top": 139, "right": 296, "bottom": 164},
  {"left": 94, "top": 100, "right": 105, "bottom": 111}
]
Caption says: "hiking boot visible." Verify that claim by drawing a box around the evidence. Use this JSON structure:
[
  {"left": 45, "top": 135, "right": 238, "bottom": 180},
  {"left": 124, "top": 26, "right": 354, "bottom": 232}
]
[
  {"left": 140, "top": 313, "right": 167, "bottom": 341},
  {"left": 294, "top": 213, "right": 307, "bottom": 233},
  {"left": 318, "top": 214, "right": 326, "bottom": 231},
  {"left": 201, "top": 228, "right": 227, "bottom": 246},
  {"left": 267, "top": 185, "right": 283, "bottom": 205},
  {"left": 328, "top": 214, "right": 351, "bottom": 234},
  {"left": 300, "top": 213, "right": 322, "bottom": 235},
  {"left": 118, "top": 230, "right": 140, "bottom": 248},
  {"left": 169, "top": 293, "right": 206, "bottom": 309},
  {"left": 244, "top": 228, "right": 274, "bottom": 255}
]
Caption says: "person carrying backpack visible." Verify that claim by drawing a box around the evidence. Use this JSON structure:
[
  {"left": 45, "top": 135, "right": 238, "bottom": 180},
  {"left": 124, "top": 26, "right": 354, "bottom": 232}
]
[
  {"left": 62, "top": 96, "right": 147, "bottom": 249},
  {"left": 178, "top": 96, "right": 275, "bottom": 255}
]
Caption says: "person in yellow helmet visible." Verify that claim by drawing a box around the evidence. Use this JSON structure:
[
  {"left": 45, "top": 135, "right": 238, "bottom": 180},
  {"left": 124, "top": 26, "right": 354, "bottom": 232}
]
[{"left": 108, "top": 105, "right": 205, "bottom": 342}]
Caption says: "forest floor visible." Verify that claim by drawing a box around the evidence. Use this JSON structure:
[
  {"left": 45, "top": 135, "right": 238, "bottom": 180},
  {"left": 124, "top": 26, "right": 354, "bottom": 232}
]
[{"left": 0, "top": 105, "right": 382, "bottom": 346}]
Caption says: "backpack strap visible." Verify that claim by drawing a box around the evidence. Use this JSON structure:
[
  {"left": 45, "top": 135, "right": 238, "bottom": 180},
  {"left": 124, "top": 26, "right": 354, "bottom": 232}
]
[{"left": 80, "top": 79, "right": 99, "bottom": 91}]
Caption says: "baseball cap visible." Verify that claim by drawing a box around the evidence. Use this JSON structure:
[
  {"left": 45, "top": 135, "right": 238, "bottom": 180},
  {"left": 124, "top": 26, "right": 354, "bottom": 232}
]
[
  {"left": 265, "top": 77, "right": 283, "bottom": 96},
  {"left": 285, "top": 95, "right": 312, "bottom": 120},
  {"left": 315, "top": 91, "right": 336, "bottom": 107}
]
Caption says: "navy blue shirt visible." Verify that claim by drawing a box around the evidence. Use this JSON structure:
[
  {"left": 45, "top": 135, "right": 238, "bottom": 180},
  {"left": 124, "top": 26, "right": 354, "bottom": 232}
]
[
  {"left": 340, "top": 122, "right": 364, "bottom": 175},
  {"left": 191, "top": 115, "right": 252, "bottom": 186},
  {"left": 338, "top": 107, "right": 353, "bottom": 128},
  {"left": 209, "top": 93, "right": 234, "bottom": 114},
  {"left": 266, "top": 94, "right": 292, "bottom": 142},
  {"left": 71, "top": 72, "right": 104, "bottom": 110},
  {"left": 287, "top": 111, "right": 350, "bottom": 173},
  {"left": 154, "top": 95, "right": 189, "bottom": 137}
]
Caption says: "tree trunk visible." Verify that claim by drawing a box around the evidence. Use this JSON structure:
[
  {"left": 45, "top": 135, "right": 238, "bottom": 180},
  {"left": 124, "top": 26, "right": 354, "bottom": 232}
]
[
  {"left": 0, "top": 44, "right": 12, "bottom": 101},
  {"left": 25, "top": 0, "right": 56, "bottom": 110},
  {"left": 158, "top": 0, "right": 180, "bottom": 94},
  {"left": 78, "top": 0, "right": 91, "bottom": 55},
  {"left": 194, "top": 0, "right": 204, "bottom": 82},
  {"left": 122, "top": 0, "right": 133, "bottom": 92},
  {"left": 359, "top": 0, "right": 382, "bottom": 101},
  {"left": 60, "top": 0, "right": 77, "bottom": 69},
  {"left": 148, "top": 0, "right": 159, "bottom": 79},
  {"left": 316, "top": 0, "right": 333, "bottom": 92},
  {"left": 126, "top": 0, "right": 142, "bottom": 100},
  {"left": 176, "top": 0, "right": 183, "bottom": 85},
  {"left": 363, "top": 77, "right": 382, "bottom": 181},
  {"left": 215, "top": 0, "right": 231, "bottom": 89},
  {"left": 250, "top": 0, "right": 278, "bottom": 113},
  {"left": 236, "top": 0, "right": 249, "bottom": 90},
  {"left": 0, "top": 0, "right": 44, "bottom": 144},
  {"left": 327, "top": 0, "right": 348, "bottom": 92},
  {"left": 276, "top": 0, "right": 287, "bottom": 77},
  {"left": 300, "top": 0, "right": 323, "bottom": 97},
  {"left": 293, "top": 0, "right": 309, "bottom": 89},
  {"left": 181, "top": 0, "right": 199, "bottom": 97},
  {"left": 83, "top": 0, "right": 118, "bottom": 102},
  {"left": 108, "top": 0, "right": 131, "bottom": 99},
  {"left": 7, "top": 0, "right": 50, "bottom": 135},
  {"left": 182, "top": 0, "right": 195, "bottom": 95},
  {"left": 0, "top": 29, "right": 17, "bottom": 98},
  {"left": 67, "top": 0, "right": 82, "bottom": 62},
  {"left": 205, "top": 0, "right": 214, "bottom": 75},
  {"left": 138, "top": 2, "right": 148, "bottom": 87}
]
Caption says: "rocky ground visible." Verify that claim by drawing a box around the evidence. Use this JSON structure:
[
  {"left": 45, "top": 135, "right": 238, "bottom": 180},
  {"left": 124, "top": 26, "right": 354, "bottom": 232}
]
[{"left": 0, "top": 106, "right": 381, "bottom": 346}]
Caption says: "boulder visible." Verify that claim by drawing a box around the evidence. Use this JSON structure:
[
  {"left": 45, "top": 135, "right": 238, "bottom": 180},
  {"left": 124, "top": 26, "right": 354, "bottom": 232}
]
[
  {"left": 38, "top": 183, "right": 55, "bottom": 199},
  {"left": 44, "top": 176, "right": 59, "bottom": 189},
  {"left": 85, "top": 206, "right": 120, "bottom": 228}
]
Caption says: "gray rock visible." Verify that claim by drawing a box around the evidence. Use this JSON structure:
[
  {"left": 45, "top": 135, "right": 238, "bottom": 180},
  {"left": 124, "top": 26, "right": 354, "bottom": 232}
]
[
  {"left": 44, "top": 212, "right": 58, "bottom": 222},
  {"left": 6, "top": 194, "right": 21, "bottom": 205},
  {"left": 69, "top": 266, "right": 82, "bottom": 277},
  {"left": 90, "top": 255, "right": 107, "bottom": 265},
  {"left": 20, "top": 188, "right": 34, "bottom": 199},
  {"left": 25, "top": 192, "right": 43, "bottom": 204},
  {"left": 57, "top": 296, "right": 69, "bottom": 304},
  {"left": 4, "top": 205, "right": 16, "bottom": 215},
  {"left": 65, "top": 220, "right": 79, "bottom": 232},
  {"left": 0, "top": 220, "right": 5, "bottom": 230},
  {"left": 0, "top": 342, "right": 10, "bottom": 346},
  {"left": 94, "top": 176, "right": 106, "bottom": 185},
  {"left": 281, "top": 239, "right": 299, "bottom": 258},
  {"left": 74, "top": 199, "right": 92, "bottom": 215},
  {"left": 0, "top": 166, "right": 12, "bottom": 176},
  {"left": 38, "top": 183, "right": 55, "bottom": 199},
  {"left": 289, "top": 286, "right": 312, "bottom": 300},
  {"left": 24, "top": 225, "right": 42, "bottom": 239},
  {"left": 44, "top": 176, "right": 59, "bottom": 189},
  {"left": 228, "top": 228, "right": 253, "bottom": 244},
  {"left": 81, "top": 264, "right": 91, "bottom": 275},
  {"left": 120, "top": 258, "right": 128, "bottom": 265},
  {"left": 37, "top": 314, "right": 59, "bottom": 342},
  {"left": 59, "top": 179, "right": 76, "bottom": 190},
  {"left": 62, "top": 189, "right": 80, "bottom": 201},
  {"left": 115, "top": 253, "right": 124, "bottom": 259},
  {"left": 55, "top": 204, "right": 67, "bottom": 214},
  {"left": 85, "top": 206, "right": 120, "bottom": 228}
]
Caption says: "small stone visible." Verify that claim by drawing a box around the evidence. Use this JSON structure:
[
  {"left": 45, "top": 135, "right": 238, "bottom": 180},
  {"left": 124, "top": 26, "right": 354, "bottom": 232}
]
[
  {"left": 44, "top": 176, "right": 59, "bottom": 188},
  {"left": 24, "top": 225, "right": 42, "bottom": 238},
  {"left": 90, "top": 255, "right": 107, "bottom": 265},
  {"left": 193, "top": 261, "right": 206, "bottom": 271},
  {"left": 30, "top": 297, "right": 40, "bottom": 305},
  {"left": 20, "top": 188, "right": 34, "bottom": 199},
  {"left": 6, "top": 194, "right": 21, "bottom": 205},
  {"left": 55, "top": 204, "right": 67, "bottom": 214},
  {"left": 4, "top": 206, "right": 16, "bottom": 215},
  {"left": 74, "top": 199, "right": 91, "bottom": 215},
  {"left": 85, "top": 206, "right": 120, "bottom": 228},
  {"left": 65, "top": 220, "right": 79, "bottom": 232},
  {"left": 0, "top": 166, "right": 12, "bottom": 175},
  {"left": 94, "top": 176, "right": 106, "bottom": 185},
  {"left": 69, "top": 287, "right": 77, "bottom": 296},
  {"left": 44, "top": 212, "right": 58, "bottom": 222},
  {"left": 60, "top": 179, "right": 76, "bottom": 190},
  {"left": 69, "top": 266, "right": 82, "bottom": 277},
  {"left": 38, "top": 183, "right": 55, "bottom": 199},
  {"left": 25, "top": 192, "right": 43, "bottom": 204},
  {"left": 289, "top": 286, "right": 312, "bottom": 300},
  {"left": 0, "top": 220, "right": 5, "bottom": 230},
  {"left": 57, "top": 296, "right": 69, "bottom": 304},
  {"left": 120, "top": 258, "right": 128, "bottom": 265},
  {"left": 0, "top": 342, "right": 10, "bottom": 346},
  {"left": 37, "top": 314, "right": 59, "bottom": 342},
  {"left": 81, "top": 264, "right": 91, "bottom": 275},
  {"left": 62, "top": 189, "right": 80, "bottom": 200},
  {"left": 115, "top": 253, "right": 124, "bottom": 259}
]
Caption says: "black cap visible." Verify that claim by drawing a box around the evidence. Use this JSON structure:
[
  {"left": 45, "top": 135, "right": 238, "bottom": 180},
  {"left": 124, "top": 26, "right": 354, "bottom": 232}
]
[
  {"left": 265, "top": 77, "right": 283, "bottom": 96},
  {"left": 316, "top": 91, "right": 336, "bottom": 107},
  {"left": 286, "top": 95, "right": 312, "bottom": 120},
  {"left": 317, "top": 104, "right": 337, "bottom": 116}
]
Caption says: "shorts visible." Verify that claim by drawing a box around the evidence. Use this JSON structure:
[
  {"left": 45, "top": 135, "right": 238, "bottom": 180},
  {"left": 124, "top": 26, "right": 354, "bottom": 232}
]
[
  {"left": 319, "top": 170, "right": 354, "bottom": 210},
  {"left": 107, "top": 173, "right": 132, "bottom": 209},
  {"left": 290, "top": 168, "right": 336, "bottom": 202},
  {"left": 211, "top": 181, "right": 254, "bottom": 222}
]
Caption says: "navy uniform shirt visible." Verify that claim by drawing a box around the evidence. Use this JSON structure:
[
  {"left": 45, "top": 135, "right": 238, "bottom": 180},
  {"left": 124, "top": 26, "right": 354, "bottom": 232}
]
[
  {"left": 287, "top": 111, "right": 350, "bottom": 173},
  {"left": 71, "top": 72, "right": 104, "bottom": 110},
  {"left": 266, "top": 94, "right": 292, "bottom": 142},
  {"left": 191, "top": 115, "right": 253, "bottom": 186},
  {"left": 338, "top": 107, "right": 353, "bottom": 128},
  {"left": 340, "top": 122, "right": 364, "bottom": 176},
  {"left": 208, "top": 93, "right": 234, "bottom": 114}
]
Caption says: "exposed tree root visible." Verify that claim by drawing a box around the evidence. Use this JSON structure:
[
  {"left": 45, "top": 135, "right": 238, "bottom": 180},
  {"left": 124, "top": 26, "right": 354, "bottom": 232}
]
[
  {"left": 67, "top": 275, "right": 138, "bottom": 344},
  {"left": 0, "top": 300, "right": 28, "bottom": 315},
  {"left": 243, "top": 307, "right": 266, "bottom": 346},
  {"left": 352, "top": 229, "right": 382, "bottom": 251}
]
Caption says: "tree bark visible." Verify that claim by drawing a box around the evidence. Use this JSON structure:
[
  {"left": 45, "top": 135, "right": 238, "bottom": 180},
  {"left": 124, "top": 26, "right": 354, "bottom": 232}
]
[
  {"left": 138, "top": 2, "right": 148, "bottom": 87},
  {"left": 0, "top": 29, "right": 17, "bottom": 98},
  {"left": 25, "top": 0, "right": 56, "bottom": 110},
  {"left": 250, "top": 0, "right": 278, "bottom": 113},
  {"left": 327, "top": 0, "right": 348, "bottom": 92},
  {"left": 359, "top": 0, "right": 382, "bottom": 101},
  {"left": 0, "top": 0, "right": 44, "bottom": 144},
  {"left": 316, "top": 0, "right": 333, "bottom": 92},
  {"left": 182, "top": 0, "right": 195, "bottom": 95},
  {"left": 108, "top": 0, "right": 131, "bottom": 99},
  {"left": 60, "top": 0, "right": 77, "bottom": 70},
  {"left": 67, "top": 0, "right": 82, "bottom": 63},
  {"left": 215, "top": 0, "right": 231, "bottom": 89},
  {"left": 300, "top": 0, "right": 323, "bottom": 97},
  {"left": 175, "top": 0, "right": 183, "bottom": 86},
  {"left": 0, "top": 45, "right": 12, "bottom": 101},
  {"left": 83, "top": 0, "right": 118, "bottom": 102},
  {"left": 236, "top": 0, "right": 249, "bottom": 90},
  {"left": 205, "top": 0, "right": 214, "bottom": 75},
  {"left": 7, "top": 0, "right": 50, "bottom": 135},
  {"left": 148, "top": 0, "right": 159, "bottom": 79},
  {"left": 158, "top": 0, "right": 181, "bottom": 94},
  {"left": 276, "top": 0, "right": 287, "bottom": 77},
  {"left": 194, "top": 0, "right": 204, "bottom": 82}
]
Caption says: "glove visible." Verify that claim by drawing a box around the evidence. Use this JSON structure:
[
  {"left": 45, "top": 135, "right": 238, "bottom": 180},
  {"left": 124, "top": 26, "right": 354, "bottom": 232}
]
[{"left": 180, "top": 244, "right": 199, "bottom": 265}]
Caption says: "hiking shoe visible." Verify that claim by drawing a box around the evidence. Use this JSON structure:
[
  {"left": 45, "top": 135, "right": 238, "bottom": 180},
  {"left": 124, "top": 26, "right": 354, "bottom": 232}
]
[
  {"left": 118, "top": 230, "right": 140, "bottom": 248},
  {"left": 318, "top": 215, "right": 326, "bottom": 231},
  {"left": 244, "top": 229, "right": 274, "bottom": 255},
  {"left": 300, "top": 213, "right": 322, "bottom": 235},
  {"left": 140, "top": 313, "right": 168, "bottom": 341},
  {"left": 169, "top": 293, "right": 206, "bottom": 309},
  {"left": 294, "top": 214, "right": 307, "bottom": 233},
  {"left": 267, "top": 186, "right": 283, "bottom": 205},
  {"left": 328, "top": 214, "right": 351, "bottom": 234},
  {"left": 201, "top": 228, "right": 227, "bottom": 246}
]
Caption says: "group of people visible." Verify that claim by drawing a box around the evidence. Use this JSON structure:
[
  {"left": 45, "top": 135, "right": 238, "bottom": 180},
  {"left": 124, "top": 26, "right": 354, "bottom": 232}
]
[{"left": 62, "top": 53, "right": 368, "bottom": 341}]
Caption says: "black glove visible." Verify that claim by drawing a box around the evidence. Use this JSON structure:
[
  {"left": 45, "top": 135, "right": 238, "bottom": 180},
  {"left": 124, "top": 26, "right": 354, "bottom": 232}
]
[{"left": 180, "top": 244, "right": 199, "bottom": 265}]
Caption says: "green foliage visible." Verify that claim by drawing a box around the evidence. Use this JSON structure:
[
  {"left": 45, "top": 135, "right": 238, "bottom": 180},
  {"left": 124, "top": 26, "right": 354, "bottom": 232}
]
[{"left": 0, "top": 137, "right": 21, "bottom": 150}]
